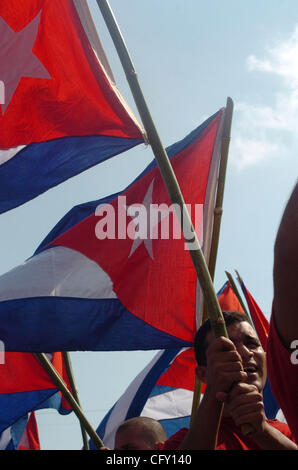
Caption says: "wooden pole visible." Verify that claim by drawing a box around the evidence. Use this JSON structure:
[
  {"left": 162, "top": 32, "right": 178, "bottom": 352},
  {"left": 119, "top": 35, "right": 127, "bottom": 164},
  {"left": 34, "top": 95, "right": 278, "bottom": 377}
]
[
  {"left": 62, "top": 352, "right": 90, "bottom": 450},
  {"left": 96, "top": 0, "right": 253, "bottom": 436},
  {"left": 225, "top": 270, "right": 251, "bottom": 318},
  {"left": 190, "top": 98, "right": 233, "bottom": 425},
  {"left": 96, "top": 0, "right": 227, "bottom": 339},
  {"left": 35, "top": 353, "right": 104, "bottom": 449},
  {"left": 207, "top": 98, "right": 233, "bottom": 281}
]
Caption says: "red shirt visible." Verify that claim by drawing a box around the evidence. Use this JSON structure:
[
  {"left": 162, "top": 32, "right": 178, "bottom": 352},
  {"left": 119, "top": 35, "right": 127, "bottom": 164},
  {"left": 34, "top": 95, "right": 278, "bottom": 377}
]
[
  {"left": 158, "top": 418, "right": 294, "bottom": 450},
  {"left": 267, "top": 314, "right": 298, "bottom": 442}
]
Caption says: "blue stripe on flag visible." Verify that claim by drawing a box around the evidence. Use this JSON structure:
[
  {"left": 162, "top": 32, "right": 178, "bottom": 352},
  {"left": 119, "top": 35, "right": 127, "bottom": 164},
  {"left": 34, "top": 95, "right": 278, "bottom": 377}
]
[
  {"left": 126, "top": 350, "right": 180, "bottom": 419},
  {"left": 0, "top": 298, "right": 192, "bottom": 352},
  {"left": 0, "top": 135, "right": 143, "bottom": 214},
  {"left": 0, "top": 389, "right": 57, "bottom": 433}
]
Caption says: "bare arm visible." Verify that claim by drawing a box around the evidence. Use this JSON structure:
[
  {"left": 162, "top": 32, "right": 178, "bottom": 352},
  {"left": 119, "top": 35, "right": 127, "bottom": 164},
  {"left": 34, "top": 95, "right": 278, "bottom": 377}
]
[
  {"left": 180, "top": 337, "right": 246, "bottom": 450},
  {"left": 228, "top": 383, "right": 297, "bottom": 450},
  {"left": 273, "top": 180, "right": 298, "bottom": 347},
  {"left": 179, "top": 391, "right": 223, "bottom": 450}
]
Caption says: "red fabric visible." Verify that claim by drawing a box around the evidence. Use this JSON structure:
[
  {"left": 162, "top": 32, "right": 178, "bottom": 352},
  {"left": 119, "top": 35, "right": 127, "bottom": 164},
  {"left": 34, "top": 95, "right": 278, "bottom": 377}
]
[
  {"left": 0, "top": 0, "right": 143, "bottom": 147},
  {"left": 0, "top": 352, "right": 71, "bottom": 394},
  {"left": 158, "top": 418, "right": 294, "bottom": 450},
  {"left": 156, "top": 348, "right": 197, "bottom": 392},
  {"left": 52, "top": 112, "right": 223, "bottom": 344},
  {"left": 267, "top": 314, "right": 298, "bottom": 442},
  {"left": 18, "top": 413, "right": 40, "bottom": 450},
  {"left": 218, "top": 282, "right": 244, "bottom": 313},
  {"left": 242, "top": 284, "right": 269, "bottom": 351}
]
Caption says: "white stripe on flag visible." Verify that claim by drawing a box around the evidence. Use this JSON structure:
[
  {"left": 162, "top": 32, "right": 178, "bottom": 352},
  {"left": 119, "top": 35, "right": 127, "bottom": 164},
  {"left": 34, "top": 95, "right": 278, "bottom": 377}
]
[
  {"left": 141, "top": 388, "right": 193, "bottom": 421},
  {"left": 0, "top": 145, "right": 26, "bottom": 165},
  {"left": 0, "top": 246, "right": 116, "bottom": 301},
  {"left": 102, "top": 351, "right": 165, "bottom": 448}
]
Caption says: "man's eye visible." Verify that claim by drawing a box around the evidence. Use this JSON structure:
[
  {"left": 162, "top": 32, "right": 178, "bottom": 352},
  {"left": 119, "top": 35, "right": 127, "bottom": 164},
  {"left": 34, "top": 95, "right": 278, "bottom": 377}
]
[{"left": 247, "top": 341, "right": 261, "bottom": 348}]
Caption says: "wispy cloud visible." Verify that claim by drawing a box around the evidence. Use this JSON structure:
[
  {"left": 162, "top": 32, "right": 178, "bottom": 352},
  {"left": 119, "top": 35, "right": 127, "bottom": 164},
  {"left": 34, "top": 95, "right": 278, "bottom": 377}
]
[{"left": 231, "top": 26, "right": 298, "bottom": 170}]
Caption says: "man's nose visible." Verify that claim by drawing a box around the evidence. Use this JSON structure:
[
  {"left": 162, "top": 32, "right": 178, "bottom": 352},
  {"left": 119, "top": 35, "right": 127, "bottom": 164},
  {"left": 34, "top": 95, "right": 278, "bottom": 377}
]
[{"left": 237, "top": 343, "right": 254, "bottom": 361}]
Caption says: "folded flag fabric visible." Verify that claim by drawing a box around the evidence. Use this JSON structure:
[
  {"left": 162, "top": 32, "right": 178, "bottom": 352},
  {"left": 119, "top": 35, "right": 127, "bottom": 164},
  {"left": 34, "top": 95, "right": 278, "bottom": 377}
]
[
  {"left": 0, "top": 0, "right": 145, "bottom": 213},
  {"left": 0, "top": 109, "right": 226, "bottom": 352},
  {"left": 0, "top": 352, "right": 72, "bottom": 434},
  {"left": 90, "top": 348, "right": 193, "bottom": 449},
  {"left": 239, "top": 279, "right": 269, "bottom": 351},
  {"left": 0, "top": 412, "right": 40, "bottom": 450}
]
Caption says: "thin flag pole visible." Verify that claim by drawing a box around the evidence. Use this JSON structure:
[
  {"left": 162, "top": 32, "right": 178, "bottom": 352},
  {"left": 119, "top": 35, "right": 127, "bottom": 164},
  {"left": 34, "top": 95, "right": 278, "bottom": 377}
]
[
  {"left": 190, "top": 98, "right": 233, "bottom": 425},
  {"left": 96, "top": 0, "right": 227, "bottom": 340},
  {"left": 62, "top": 352, "right": 90, "bottom": 450},
  {"left": 96, "top": 0, "right": 253, "bottom": 436},
  {"left": 35, "top": 353, "right": 104, "bottom": 449},
  {"left": 225, "top": 270, "right": 250, "bottom": 318},
  {"left": 208, "top": 98, "right": 233, "bottom": 281},
  {"left": 234, "top": 269, "right": 255, "bottom": 325}
]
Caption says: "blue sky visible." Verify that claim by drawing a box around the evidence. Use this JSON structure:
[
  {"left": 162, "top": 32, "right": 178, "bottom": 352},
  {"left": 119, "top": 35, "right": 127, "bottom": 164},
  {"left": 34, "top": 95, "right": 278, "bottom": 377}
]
[{"left": 1, "top": 0, "right": 298, "bottom": 449}]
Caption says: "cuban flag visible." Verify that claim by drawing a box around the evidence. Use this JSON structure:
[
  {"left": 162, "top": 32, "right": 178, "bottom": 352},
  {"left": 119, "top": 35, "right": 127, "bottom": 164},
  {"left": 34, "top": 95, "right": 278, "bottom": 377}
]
[
  {"left": 91, "top": 347, "right": 196, "bottom": 449},
  {"left": 0, "top": 109, "right": 225, "bottom": 352},
  {"left": 0, "top": 352, "right": 72, "bottom": 436},
  {"left": 0, "top": 412, "right": 40, "bottom": 451},
  {"left": 0, "top": 0, "right": 145, "bottom": 213}
]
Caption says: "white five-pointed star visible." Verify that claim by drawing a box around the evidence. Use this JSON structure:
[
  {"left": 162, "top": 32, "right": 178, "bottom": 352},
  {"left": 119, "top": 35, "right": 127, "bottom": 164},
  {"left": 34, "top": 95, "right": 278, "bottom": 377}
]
[
  {"left": 127, "top": 179, "right": 169, "bottom": 260},
  {"left": 0, "top": 12, "right": 52, "bottom": 115}
]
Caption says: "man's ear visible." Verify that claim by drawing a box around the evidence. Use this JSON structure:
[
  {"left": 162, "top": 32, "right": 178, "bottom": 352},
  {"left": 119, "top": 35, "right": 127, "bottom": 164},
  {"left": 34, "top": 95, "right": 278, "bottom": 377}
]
[{"left": 195, "top": 365, "right": 207, "bottom": 383}]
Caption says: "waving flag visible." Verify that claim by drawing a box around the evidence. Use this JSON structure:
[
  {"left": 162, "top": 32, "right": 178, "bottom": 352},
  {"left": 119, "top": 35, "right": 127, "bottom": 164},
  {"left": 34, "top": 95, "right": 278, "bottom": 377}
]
[
  {"left": 91, "top": 348, "right": 195, "bottom": 449},
  {"left": 0, "top": 109, "right": 225, "bottom": 352},
  {"left": 237, "top": 277, "right": 280, "bottom": 419},
  {"left": 0, "top": 412, "right": 40, "bottom": 450},
  {"left": 239, "top": 279, "right": 269, "bottom": 351},
  {"left": 0, "top": 352, "right": 72, "bottom": 435},
  {"left": 0, "top": 0, "right": 145, "bottom": 213},
  {"left": 216, "top": 281, "right": 244, "bottom": 313}
]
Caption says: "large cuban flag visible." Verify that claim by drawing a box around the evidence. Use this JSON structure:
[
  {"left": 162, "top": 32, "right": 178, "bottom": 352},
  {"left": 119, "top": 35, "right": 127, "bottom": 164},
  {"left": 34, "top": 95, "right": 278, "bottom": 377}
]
[
  {"left": 0, "top": 0, "right": 145, "bottom": 213},
  {"left": 0, "top": 109, "right": 225, "bottom": 352}
]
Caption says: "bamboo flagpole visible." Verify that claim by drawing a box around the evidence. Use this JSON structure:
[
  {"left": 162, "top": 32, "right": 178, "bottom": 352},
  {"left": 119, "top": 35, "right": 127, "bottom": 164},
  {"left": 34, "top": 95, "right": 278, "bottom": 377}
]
[
  {"left": 96, "top": 0, "right": 227, "bottom": 340},
  {"left": 225, "top": 270, "right": 251, "bottom": 318},
  {"left": 190, "top": 98, "right": 234, "bottom": 425},
  {"left": 62, "top": 352, "right": 90, "bottom": 450},
  {"left": 35, "top": 353, "right": 104, "bottom": 449},
  {"left": 96, "top": 0, "right": 253, "bottom": 436}
]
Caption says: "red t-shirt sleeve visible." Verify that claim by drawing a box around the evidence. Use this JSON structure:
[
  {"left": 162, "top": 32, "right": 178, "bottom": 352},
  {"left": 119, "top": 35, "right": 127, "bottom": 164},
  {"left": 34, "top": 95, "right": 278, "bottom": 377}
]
[{"left": 267, "top": 313, "right": 298, "bottom": 441}]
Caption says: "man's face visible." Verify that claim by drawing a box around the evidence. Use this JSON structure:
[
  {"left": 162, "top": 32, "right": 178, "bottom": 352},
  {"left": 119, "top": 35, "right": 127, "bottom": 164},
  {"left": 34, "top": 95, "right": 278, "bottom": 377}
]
[
  {"left": 114, "top": 427, "right": 156, "bottom": 450},
  {"left": 205, "top": 320, "right": 267, "bottom": 392}
]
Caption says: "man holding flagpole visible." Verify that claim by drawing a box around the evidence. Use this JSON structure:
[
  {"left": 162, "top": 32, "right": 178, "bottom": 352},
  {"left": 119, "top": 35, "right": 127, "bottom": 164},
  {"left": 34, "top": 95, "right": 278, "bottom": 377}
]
[{"left": 159, "top": 311, "right": 297, "bottom": 450}]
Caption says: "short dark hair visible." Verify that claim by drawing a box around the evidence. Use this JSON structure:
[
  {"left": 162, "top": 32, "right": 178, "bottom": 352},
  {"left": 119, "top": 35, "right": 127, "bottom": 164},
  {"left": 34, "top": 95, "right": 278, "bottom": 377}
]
[{"left": 194, "top": 311, "right": 251, "bottom": 366}]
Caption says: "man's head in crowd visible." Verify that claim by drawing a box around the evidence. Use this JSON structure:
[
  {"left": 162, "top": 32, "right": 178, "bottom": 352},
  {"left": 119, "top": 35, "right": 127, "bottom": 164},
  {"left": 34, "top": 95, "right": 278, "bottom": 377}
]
[
  {"left": 114, "top": 417, "right": 167, "bottom": 450},
  {"left": 194, "top": 310, "right": 267, "bottom": 393}
]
